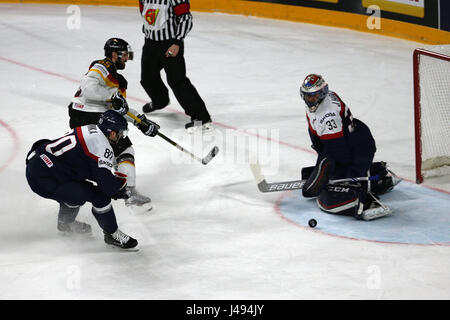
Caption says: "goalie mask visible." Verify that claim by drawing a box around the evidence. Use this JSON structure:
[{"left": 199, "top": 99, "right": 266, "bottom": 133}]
[
  {"left": 104, "top": 38, "right": 134, "bottom": 70},
  {"left": 300, "top": 74, "right": 329, "bottom": 112}
]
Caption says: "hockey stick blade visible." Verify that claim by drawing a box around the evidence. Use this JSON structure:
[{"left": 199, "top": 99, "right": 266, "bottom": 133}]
[
  {"left": 201, "top": 146, "right": 219, "bottom": 165},
  {"left": 250, "top": 163, "right": 306, "bottom": 192},
  {"left": 249, "top": 163, "right": 379, "bottom": 193}
]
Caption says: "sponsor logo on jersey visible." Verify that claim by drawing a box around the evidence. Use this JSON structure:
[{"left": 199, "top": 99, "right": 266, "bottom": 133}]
[
  {"left": 40, "top": 154, "right": 53, "bottom": 168},
  {"left": 320, "top": 112, "right": 336, "bottom": 124},
  {"left": 98, "top": 159, "right": 113, "bottom": 169}
]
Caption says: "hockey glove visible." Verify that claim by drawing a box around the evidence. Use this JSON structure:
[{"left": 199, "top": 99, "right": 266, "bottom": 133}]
[
  {"left": 135, "top": 114, "right": 160, "bottom": 137},
  {"left": 111, "top": 172, "right": 131, "bottom": 200},
  {"left": 110, "top": 91, "right": 129, "bottom": 116}
]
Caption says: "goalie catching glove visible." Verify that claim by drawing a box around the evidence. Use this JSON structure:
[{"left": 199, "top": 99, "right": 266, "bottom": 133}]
[
  {"left": 110, "top": 91, "right": 129, "bottom": 115},
  {"left": 134, "top": 114, "right": 160, "bottom": 137}
]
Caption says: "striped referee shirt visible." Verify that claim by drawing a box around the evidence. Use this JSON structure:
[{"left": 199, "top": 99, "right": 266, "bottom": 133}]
[{"left": 139, "top": 0, "right": 193, "bottom": 43}]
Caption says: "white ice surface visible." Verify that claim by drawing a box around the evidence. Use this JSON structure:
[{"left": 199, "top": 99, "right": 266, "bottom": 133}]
[{"left": 0, "top": 4, "right": 449, "bottom": 299}]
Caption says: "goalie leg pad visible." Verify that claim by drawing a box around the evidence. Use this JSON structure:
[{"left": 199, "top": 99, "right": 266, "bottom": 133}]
[
  {"left": 369, "top": 162, "right": 401, "bottom": 196},
  {"left": 302, "top": 157, "right": 335, "bottom": 198},
  {"left": 301, "top": 166, "right": 316, "bottom": 180},
  {"left": 316, "top": 185, "right": 360, "bottom": 216}
]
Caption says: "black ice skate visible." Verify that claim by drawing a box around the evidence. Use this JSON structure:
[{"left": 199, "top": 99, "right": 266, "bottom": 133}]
[
  {"left": 57, "top": 220, "right": 92, "bottom": 235},
  {"left": 142, "top": 99, "right": 170, "bottom": 113},
  {"left": 104, "top": 229, "right": 138, "bottom": 249},
  {"left": 185, "top": 119, "right": 214, "bottom": 134}
]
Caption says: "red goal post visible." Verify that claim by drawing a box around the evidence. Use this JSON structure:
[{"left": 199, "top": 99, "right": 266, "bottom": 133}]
[{"left": 413, "top": 46, "right": 450, "bottom": 184}]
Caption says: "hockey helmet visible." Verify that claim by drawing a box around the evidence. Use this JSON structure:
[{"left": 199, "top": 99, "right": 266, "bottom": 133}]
[
  {"left": 98, "top": 110, "right": 128, "bottom": 141},
  {"left": 104, "top": 38, "right": 134, "bottom": 69},
  {"left": 300, "top": 74, "right": 329, "bottom": 112}
]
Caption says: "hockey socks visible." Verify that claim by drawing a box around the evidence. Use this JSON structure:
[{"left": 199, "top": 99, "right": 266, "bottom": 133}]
[{"left": 91, "top": 203, "right": 118, "bottom": 234}]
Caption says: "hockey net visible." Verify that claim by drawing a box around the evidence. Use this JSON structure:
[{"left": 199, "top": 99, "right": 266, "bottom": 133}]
[{"left": 413, "top": 45, "right": 450, "bottom": 183}]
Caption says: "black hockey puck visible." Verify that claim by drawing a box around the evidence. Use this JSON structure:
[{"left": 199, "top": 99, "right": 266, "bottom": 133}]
[{"left": 308, "top": 219, "right": 317, "bottom": 228}]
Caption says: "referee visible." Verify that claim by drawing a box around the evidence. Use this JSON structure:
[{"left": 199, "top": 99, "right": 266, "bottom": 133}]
[{"left": 139, "top": 0, "right": 213, "bottom": 133}]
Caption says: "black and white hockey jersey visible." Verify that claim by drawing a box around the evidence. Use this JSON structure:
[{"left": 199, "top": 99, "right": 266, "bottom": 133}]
[{"left": 139, "top": 0, "right": 193, "bottom": 43}]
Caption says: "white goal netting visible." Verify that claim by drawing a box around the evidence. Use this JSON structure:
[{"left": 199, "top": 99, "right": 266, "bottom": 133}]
[{"left": 416, "top": 44, "right": 450, "bottom": 179}]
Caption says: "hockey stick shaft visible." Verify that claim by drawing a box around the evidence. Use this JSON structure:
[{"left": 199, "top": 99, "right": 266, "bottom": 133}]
[
  {"left": 156, "top": 131, "right": 202, "bottom": 163},
  {"left": 250, "top": 163, "right": 378, "bottom": 193},
  {"left": 127, "top": 111, "right": 218, "bottom": 165}
]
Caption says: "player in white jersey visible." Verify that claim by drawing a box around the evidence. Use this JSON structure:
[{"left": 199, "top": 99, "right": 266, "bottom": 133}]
[
  {"left": 299, "top": 74, "right": 399, "bottom": 220},
  {"left": 68, "top": 38, "right": 160, "bottom": 210}
]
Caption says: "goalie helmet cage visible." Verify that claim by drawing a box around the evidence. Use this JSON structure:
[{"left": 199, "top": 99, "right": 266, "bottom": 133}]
[{"left": 413, "top": 45, "right": 450, "bottom": 184}]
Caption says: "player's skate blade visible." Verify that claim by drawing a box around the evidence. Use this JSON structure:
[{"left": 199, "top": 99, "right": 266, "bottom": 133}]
[{"left": 104, "top": 229, "right": 138, "bottom": 250}]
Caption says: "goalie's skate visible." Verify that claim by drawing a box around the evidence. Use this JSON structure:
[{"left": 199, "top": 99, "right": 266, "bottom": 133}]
[
  {"left": 124, "top": 187, "right": 152, "bottom": 211},
  {"left": 355, "top": 193, "right": 391, "bottom": 221},
  {"left": 360, "top": 202, "right": 391, "bottom": 221},
  {"left": 57, "top": 220, "right": 92, "bottom": 235},
  {"left": 104, "top": 229, "right": 138, "bottom": 250}
]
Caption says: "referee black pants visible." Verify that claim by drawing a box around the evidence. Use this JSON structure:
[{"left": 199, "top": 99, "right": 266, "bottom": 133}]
[{"left": 140, "top": 39, "right": 211, "bottom": 123}]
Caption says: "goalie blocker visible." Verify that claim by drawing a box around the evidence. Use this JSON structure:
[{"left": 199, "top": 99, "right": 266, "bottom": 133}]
[{"left": 302, "top": 161, "right": 400, "bottom": 220}]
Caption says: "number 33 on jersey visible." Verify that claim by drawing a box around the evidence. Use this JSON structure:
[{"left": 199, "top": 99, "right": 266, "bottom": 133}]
[{"left": 305, "top": 91, "right": 354, "bottom": 141}]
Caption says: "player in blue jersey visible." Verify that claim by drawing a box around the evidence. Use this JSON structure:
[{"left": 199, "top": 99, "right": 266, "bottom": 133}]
[
  {"left": 25, "top": 111, "right": 139, "bottom": 249},
  {"left": 299, "top": 74, "right": 399, "bottom": 220}
]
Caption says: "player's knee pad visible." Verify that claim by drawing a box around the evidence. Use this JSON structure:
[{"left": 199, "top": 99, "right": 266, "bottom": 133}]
[
  {"left": 88, "top": 185, "right": 113, "bottom": 209},
  {"left": 302, "top": 157, "right": 335, "bottom": 198},
  {"left": 316, "top": 185, "right": 361, "bottom": 216}
]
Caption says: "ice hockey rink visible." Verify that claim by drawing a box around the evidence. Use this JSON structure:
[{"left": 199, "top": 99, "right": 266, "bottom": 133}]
[{"left": 0, "top": 3, "right": 449, "bottom": 300}]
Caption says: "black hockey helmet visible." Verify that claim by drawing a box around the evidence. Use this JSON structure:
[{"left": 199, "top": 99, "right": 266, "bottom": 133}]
[
  {"left": 104, "top": 38, "right": 134, "bottom": 61},
  {"left": 98, "top": 110, "right": 128, "bottom": 141}
]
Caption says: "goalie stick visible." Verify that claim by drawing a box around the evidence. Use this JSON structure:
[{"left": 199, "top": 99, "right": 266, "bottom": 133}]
[
  {"left": 249, "top": 163, "right": 380, "bottom": 193},
  {"left": 127, "top": 111, "right": 219, "bottom": 165}
]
